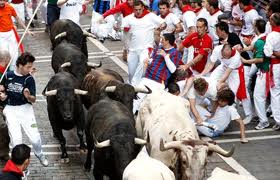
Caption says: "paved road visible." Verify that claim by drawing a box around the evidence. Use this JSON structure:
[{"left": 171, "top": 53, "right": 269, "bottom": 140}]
[{"left": 0, "top": 13, "right": 279, "bottom": 180}]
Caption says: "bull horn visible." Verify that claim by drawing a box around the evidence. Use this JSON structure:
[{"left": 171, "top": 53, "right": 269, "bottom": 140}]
[
  {"left": 55, "top": 32, "right": 67, "bottom": 40},
  {"left": 61, "top": 62, "right": 71, "bottom": 68},
  {"left": 105, "top": 86, "right": 116, "bottom": 92},
  {"left": 134, "top": 85, "right": 152, "bottom": 94},
  {"left": 83, "top": 30, "right": 97, "bottom": 39},
  {"left": 87, "top": 61, "right": 102, "bottom": 68},
  {"left": 92, "top": 134, "right": 110, "bottom": 148},
  {"left": 134, "top": 138, "right": 146, "bottom": 145},
  {"left": 44, "top": 89, "right": 57, "bottom": 96},
  {"left": 207, "top": 143, "right": 235, "bottom": 157},
  {"left": 74, "top": 89, "right": 88, "bottom": 95},
  {"left": 159, "top": 138, "right": 182, "bottom": 151}
]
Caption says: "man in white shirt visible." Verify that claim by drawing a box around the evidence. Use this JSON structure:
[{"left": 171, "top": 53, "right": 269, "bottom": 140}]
[
  {"left": 121, "top": 0, "right": 166, "bottom": 86},
  {"left": 205, "top": 0, "right": 223, "bottom": 46},
  {"left": 264, "top": 0, "right": 280, "bottom": 34},
  {"left": 57, "top": 0, "right": 84, "bottom": 26},
  {"left": 194, "top": 88, "right": 247, "bottom": 142},
  {"left": 264, "top": 13, "right": 280, "bottom": 131}
]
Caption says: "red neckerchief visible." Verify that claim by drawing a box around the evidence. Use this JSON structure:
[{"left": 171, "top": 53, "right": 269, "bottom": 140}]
[
  {"left": 160, "top": 10, "right": 170, "bottom": 19},
  {"left": 210, "top": 8, "right": 220, "bottom": 15},
  {"left": 135, "top": 9, "right": 150, "bottom": 18},
  {"left": 2, "top": 160, "right": 24, "bottom": 176},
  {"left": 193, "top": 7, "right": 202, "bottom": 13},
  {"left": 272, "top": 26, "right": 280, "bottom": 32},
  {"left": 231, "top": 49, "right": 236, "bottom": 57},
  {"left": 260, "top": 36, "right": 267, "bottom": 41},
  {"left": 0, "top": 65, "right": 6, "bottom": 74},
  {"left": 182, "top": 5, "right": 194, "bottom": 13},
  {"left": 243, "top": 5, "right": 254, "bottom": 13}
]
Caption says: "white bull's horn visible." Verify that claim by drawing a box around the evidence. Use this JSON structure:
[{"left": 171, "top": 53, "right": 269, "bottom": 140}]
[
  {"left": 134, "top": 138, "right": 146, "bottom": 145},
  {"left": 61, "top": 62, "right": 71, "bottom": 68},
  {"left": 92, "top": 133, "right": 110, "bottom": 148},
  {"left": 134, "top": 85, "right": 152, "bottom": 94},
  {"left": 159, "top": 138, "right": 182, "bottom": 151},
  {"left": 83, "top": 30, "right": 97, "bottom": 39},
  {"left": 55, "top": 32, "right": 67, "bottom": 40},
  {"left": 74, "top": 89, "right": 88, "bottom": 95},
  {"left": 44, "top": 89, "right": 57, "bottom": 96},
  {"left": 207, "top": 143, "right": 235, "bottom": 157},
  {"left": 105, "top": 86, "right": 116, "bottom": 92},
  {"left": 87, "top": 61, "right": 102, "bottom": 68}
]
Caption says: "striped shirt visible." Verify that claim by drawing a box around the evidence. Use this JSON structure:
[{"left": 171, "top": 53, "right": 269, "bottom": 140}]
[{"left": 145, "top": 46, "right": 181, "bottom": 84}]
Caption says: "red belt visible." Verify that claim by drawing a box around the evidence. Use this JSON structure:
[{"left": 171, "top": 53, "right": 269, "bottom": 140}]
[{"left": 270, "top": 58, "right": 280, "bottom": 88}]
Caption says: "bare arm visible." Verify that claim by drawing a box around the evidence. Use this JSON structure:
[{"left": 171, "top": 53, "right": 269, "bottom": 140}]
[
  {"left": 217, "top": 67, "right": 232, "bottom": 87},
  {"left": 174, "top": 23, "right": 183, "bottom": 34},
  {"left": 179, "top": 54, "right": 204, "bottom": 70},
  {"left": 14, "top": 16, "right": 33, "bottom": 36},
  {"left": 241, "top": 57, "right": 263, "bottom": 64},
  {"left": 189, "top": 98, "right": 203, "bottom": 124},
  {"left": 273, "top": 51, "right": 280, "bottom": 58},
  {"left": 23, "top": 88, "right": 36, "bottom": 103},
  {"left": 57, "top": 0, "right": 68, "bottom": 6},
  {"left": 200, "top": 61, "right": 215, "bottom": 76}
]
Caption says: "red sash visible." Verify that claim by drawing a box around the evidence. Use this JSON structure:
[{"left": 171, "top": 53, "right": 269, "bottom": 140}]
[
  {"left": 243, "top": 5, "right": 254, "bottom": 13},
  {"left": 11, "top": 26, "right": 24, "bottom": 53},
  {"left": 236, "top": 65, "right": 247, "bottom": 100}
]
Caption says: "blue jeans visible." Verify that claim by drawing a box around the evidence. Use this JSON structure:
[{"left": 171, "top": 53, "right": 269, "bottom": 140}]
[
  {"left": 47, "top": 4, "right": 60, "bottom": 26},
  {"left": 197, "top": 125, "right": 223, "bottom": 138}
]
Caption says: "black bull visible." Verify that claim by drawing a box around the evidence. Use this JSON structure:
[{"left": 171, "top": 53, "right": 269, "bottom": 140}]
[
  {"left": 42, "top": 71, "right": 88, "bottom": 163},
  {"left": 84, "top": 96, "right": 146, "bottom": 180},
  {"left": 50, "top": 19, "right": 95, "bottom": 57}
]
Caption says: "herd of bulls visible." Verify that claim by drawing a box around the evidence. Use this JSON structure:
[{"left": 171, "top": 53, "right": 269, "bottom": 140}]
[{"left": 44, "top": 19, "right": 235, "bottom": 180}]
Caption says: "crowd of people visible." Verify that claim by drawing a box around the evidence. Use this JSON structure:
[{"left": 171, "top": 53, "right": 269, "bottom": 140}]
[{"left": 0, "top": 0, "right": 280, "bottom": 178}]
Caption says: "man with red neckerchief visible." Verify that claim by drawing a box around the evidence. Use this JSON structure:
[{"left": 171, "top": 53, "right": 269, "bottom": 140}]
[
  {"left": 264, "top": 13, "right": 280, "bottom": 131},
  {"left": 121, "top": 0, "right": 166, "bottom": 86},
  {"left": 205, "top": 0, "right": 223, "bottom": 46},
  {"left": 178, "top": 18, "right": 213, "bottom": 75},
  {"left": 189, "top": 0, "right": 210, "bottom": 21}
]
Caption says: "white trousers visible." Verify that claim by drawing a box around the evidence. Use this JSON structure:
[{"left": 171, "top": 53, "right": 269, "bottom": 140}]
[
  {"left": 91, "top": 13, "right": 115, "bottom": 38},
  {"left": 242, "top": 66, "right": 253, "bottom": 116},
  {"left": 210, "top": 65, "right": 240, "bottom": 94},
  {"left": 253, "top": 71, "right": 268, "bottom": 123},
  {"left": 270, "top": 64, "right": 280, "bottom": 125},
  {"left": 133, "top": 78, "right": 165, "bottom": 113},
  {"left": 128, "top": 49, "right": 150, "bottom": 86},
  {"left": 0, "top": 30, "right": 19, "bottom": 70},
  {"left": 3, "top": 104, "right": 43, "bottom": 156},
  {"left": 10, "top": 3, "right": 25, "bottom": 23}
]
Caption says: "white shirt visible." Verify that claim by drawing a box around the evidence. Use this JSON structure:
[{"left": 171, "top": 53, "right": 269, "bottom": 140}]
[
  {"left": 210, "top": 45, "right": 241, "bottom": 69},
  {"left": 195, "top": 8, "right": 210, "bottom": 21},
  {"left": 208, "top": 105, "right": 240, "bottom": 131},
  {"left": 122, "top": 13, "right": 165, "bottom": 51},
  {"left": 264, "top": 31, "right": 280, "bottom": 58},
  {"left": 207, "top": 10, "right": 223, "bottom": 45},
  {"left": 161, "top": 13, "right": 180, "bottom": 34},
  {"left": 187, "top": 77, "right": 218, "bottom": 101},
  {"left": 241, "top": 9, "right": 260, "bottom": 36},
  {"left": 182, "top": 10, "right": 196, "bottom": 33},
  {"left": 59, "top": 0, "right": 83, "bottom": 25},
  {"left": 265, "top": 21, "right": 272, "bottom": 34},
  {"left": 230, "top": 4, "right": 244, "bottom": 33},
  {"left": 219, "top": 0, "right": 232, "bottom": 12}
]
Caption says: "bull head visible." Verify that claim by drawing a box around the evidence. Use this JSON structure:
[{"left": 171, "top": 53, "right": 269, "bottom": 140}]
[
  {"left": 159, "top": 138, "right": 235, "bottom": 157},
  {"left": 93, "top": 135, "right": 147, "bottom": 148},
  {"left": 87, "top": 61, "right": 102, "bottom": 68},
  {"left": 43, "top": 89, "right": 88, "bottom": 96},
  {"left": 55, "top": 32, "right": 67, "bottom": 40}
]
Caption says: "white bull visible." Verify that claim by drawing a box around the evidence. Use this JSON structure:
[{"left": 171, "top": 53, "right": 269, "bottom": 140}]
[
  {"left": 136, "top": 90, "right": 235, "bottom": 180},
  {"left": 123, "top": 146, "right": 175, "bottom": 180}
]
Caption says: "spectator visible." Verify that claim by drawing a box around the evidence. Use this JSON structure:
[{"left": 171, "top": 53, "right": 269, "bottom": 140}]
[
  {"left": 0, "top": 144, "right": 31, "bottom": 180},
  {"left": 0, "top": 52, "right": 48, "bottom": 167}
]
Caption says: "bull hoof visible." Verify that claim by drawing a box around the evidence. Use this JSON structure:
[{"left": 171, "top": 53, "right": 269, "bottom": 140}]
[{"left": 60, "top": 158, "right": 70, "bottom": 164}]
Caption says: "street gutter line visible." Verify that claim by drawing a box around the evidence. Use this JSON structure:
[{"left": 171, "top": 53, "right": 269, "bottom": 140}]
[
  {"left": 215, "top": 134, "right": 280, "bottom": 143},
  {"left": 223, "top": 128, "right": 274, "bottom": 135}
]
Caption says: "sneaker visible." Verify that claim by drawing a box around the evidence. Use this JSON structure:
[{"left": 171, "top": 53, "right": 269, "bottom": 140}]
[
  {"left": 272, "top": 124, "right": 280, "bottom": 131},
  {"left": 35, "top": 154, "right": 49, "bottom": 167},
  {"left": 243, "top": 115, "right": 253, "bottom": 125},
  {"left": 255, "top": 122, "right": 270, "bottom": 130}
]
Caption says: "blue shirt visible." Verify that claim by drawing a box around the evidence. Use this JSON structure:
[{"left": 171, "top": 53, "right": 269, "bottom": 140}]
[{"left": 4, "top": 71, "right": 36, "bottom": 106}]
